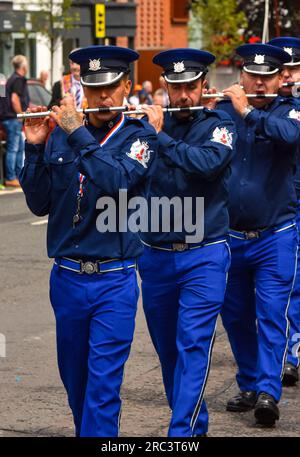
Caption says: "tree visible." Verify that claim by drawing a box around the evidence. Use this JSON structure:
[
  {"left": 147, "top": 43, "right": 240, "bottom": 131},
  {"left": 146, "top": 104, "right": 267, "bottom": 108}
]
[
  {"left": 237, "top": 0, "right": 300, "bottom": 40},
  {"left": 190, "top": 0, "right": 248, "bottom": 63},
  {"left": 21, "top": 0, "right": 79, "bottom": 85}
]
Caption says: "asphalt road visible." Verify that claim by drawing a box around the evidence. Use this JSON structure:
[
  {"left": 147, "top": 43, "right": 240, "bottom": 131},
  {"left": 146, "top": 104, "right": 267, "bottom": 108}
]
[{"left": 0, "top": 189, "right": 299, "bottom": 437}]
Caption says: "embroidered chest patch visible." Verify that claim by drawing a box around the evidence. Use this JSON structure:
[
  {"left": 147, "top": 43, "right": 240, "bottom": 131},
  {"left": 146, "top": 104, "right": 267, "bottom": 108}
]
[
  {"left": 288, "top": 109, "right": 300, "bottom": 121},
  {"left": 210, "top": 126, "right": 233, "bottom": 149},
  {"left": 126, "top": 139, "right": 151, "bottom": 168}
]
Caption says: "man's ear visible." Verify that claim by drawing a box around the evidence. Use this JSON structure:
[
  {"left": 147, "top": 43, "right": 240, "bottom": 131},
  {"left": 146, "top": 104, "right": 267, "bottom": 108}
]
[
  {"left": 82, "top": 86, "right": 87, "bottom": 96},
  {"left": 124, "top": 79, "right": 132, "bottom": 98},
  {"left": 276, "top": 73, "right": 283, "bottom": 91},
  {"left": 202, "top": 79, "right": 208, "bottom": 89},
  {"left": 240, "top": 71, "right": 244, "bottom": 85}
]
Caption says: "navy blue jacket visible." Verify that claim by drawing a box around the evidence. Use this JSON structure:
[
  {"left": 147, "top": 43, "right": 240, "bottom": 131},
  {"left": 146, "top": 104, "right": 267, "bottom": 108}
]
[
  {"left": 289, "top": 98, "right": 300, "bottom": 200},
  {"left": 20, "top": 114, "right": 158, "bottom": 260},
  {"left": 218, "top": 97, "right": 300, "bottom": 230},
  {"left": 141, "top": 108, "right": 236, "bottom": 244}
]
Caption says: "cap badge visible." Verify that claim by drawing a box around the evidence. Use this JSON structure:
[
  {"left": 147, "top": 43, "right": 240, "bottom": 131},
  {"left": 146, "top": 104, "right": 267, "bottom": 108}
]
[
  {"left": 173, "top": 61, "right": 186, "bottom": 73},
  {"left": 284, "top": 47, "right": 293, "bottom": 56},
  {"left": 89, "top": 59, "right": 101, "bottom": 71},
  {"left": 254, "top": 54, "right": 265, "bottom": 64}
]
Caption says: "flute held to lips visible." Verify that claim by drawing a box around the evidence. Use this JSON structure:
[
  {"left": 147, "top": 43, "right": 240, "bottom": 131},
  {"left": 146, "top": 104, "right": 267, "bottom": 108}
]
[
  {"left": 282, "top": 81, "right": 300, "bottom": 87},
  {"left": 17, "top": 93, "right": 279, "bottom": 120}
]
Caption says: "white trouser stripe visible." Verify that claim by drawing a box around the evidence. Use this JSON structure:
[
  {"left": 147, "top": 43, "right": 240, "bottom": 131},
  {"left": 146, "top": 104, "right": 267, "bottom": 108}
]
[
  {"left": 280, "top": 242, "right": 298, "bottom": 379},
  {"left": 190, "top": 241, "right": 230, "bottom": 435},
  {"left": 190, "top": 320, "right": 218, "bottom": 435},
  {"left": 274, "top": 223, "right": 296, "bottom": 233}
]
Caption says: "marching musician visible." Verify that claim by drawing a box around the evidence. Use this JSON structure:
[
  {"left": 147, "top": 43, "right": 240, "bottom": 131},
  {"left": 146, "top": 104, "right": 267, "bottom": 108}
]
[
  {"left": 19, "top": 45, "right": 158, "bottom": 437},
  {"left": 268, "top": 36, "right": 300, "bottom": 388},
  {"left": 138, "top": 48, "right": 236, "bottom": 437},
  {"left": 218, "top": 43, "right": 300, "bottom": 426}
]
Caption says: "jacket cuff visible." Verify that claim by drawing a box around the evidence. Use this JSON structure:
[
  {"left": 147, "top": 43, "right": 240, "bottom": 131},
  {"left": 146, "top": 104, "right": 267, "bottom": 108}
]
[
  {"left": 243, "top": 108, "right": 260, "bottom": 126},
  {"left": 25, "top": 142, "right": 45, "bottom": 163},
  {"left": 67, "top": 126, "right": 99, "bottom": 156},
  {"left": 158, "top": 131, "right": 174, "bottom": 148}
]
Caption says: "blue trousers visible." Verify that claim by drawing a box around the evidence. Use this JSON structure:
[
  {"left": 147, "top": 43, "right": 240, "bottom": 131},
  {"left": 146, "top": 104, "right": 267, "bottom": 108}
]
[
  {"left": 49, "top": 263, "right": 139, "bottom": 437},
  {"left": 221, "top": 222, "right": 298, "bottom": 402},
  {"left": 287, "top": 202, "right": 300, "bottom": 368},
  {"left": 2, "top": 118, "right": 24, "bottom": 180},
  {"left": 138, "top": 240, "right": 230, "bottom": 437}
]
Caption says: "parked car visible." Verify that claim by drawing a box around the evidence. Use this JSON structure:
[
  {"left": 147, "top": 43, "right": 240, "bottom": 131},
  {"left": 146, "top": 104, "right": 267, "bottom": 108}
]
[
  {"left": 0, "top": 78, "right": 52, "bottom": 141},
  {"left": 27, "top": 79, "right": 52, "bottom": 108}
]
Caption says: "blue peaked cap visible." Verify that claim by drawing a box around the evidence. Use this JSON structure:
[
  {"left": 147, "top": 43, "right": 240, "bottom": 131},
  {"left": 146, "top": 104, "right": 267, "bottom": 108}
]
[
  {"left": 153, "top": 48, "right": 215, "bottom": 83},
  {"left": 268, "top": 37, "right": 300, "bottom": 67},
  {"left": 69, "top": 45, "right": 139, "bottom": 86},
  {"left": 236, "top": 43, "right": 291, "bottom": 75}
]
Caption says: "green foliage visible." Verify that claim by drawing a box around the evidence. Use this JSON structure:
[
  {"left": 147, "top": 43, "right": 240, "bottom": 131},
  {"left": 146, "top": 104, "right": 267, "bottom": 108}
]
[
  {"left": 27, "top": 0, "right": 79, "bottom": 41},
  {"left": 20, "top": 0, "right": 79, "bottom": 84},
  {"left": 237, "top": 0, "right": 300, "bottom": 39},
  {"left": 191, "top": 0, "right": 248, "bottom": 63}
]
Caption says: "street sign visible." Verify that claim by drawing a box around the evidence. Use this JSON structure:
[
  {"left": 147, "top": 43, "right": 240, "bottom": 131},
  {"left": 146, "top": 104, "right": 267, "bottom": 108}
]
[
  {"left": 95, "top": 4, "right": 106, "bottom": 39},
  {"left": 0, "top": 11, "right": 26, "bottom": 32}
]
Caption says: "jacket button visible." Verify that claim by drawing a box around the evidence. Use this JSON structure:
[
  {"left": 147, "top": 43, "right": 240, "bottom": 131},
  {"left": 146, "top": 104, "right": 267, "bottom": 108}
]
[{"left": 58, "top": 157, "right": 63, "bottom": 163}]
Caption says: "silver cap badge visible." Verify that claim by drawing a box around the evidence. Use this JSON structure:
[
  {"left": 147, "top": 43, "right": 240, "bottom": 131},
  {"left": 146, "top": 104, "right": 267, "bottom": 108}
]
[
  {"left": 254, "top": 54, "right": 265, "bottom": 64},
  {"left": 89, "top": 59, "right": 102, "bottom": 71},
  {"left": 173, "top": 61, "right": 186, "bottom": 73}
]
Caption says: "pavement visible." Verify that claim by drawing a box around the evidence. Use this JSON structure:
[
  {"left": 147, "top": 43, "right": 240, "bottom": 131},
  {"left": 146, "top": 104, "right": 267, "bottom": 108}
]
[{"left": 0, "top": 189, "right": 299, "bottom": 437}]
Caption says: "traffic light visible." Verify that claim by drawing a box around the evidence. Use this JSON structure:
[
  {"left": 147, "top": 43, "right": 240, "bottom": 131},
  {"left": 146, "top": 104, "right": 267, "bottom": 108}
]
[{"left": 95, "top": 4, "right": 106, "bottom": 39}]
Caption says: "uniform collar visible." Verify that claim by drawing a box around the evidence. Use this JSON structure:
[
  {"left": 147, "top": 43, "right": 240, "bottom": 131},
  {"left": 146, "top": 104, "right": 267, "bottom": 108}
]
[
  {"left": 262, "top": 95, "right": 284, "bottom": 111},
  {"left": 85, "top": 112, "right": 124, "bottom": 136},
  {"left": 168, "top": 106, "right": 204, "bottom": 124}
]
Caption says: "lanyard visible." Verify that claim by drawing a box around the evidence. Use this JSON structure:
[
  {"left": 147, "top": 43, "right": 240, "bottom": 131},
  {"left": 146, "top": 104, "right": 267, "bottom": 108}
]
[{"left": 73, "top": 114, "right": 125, "bottom": 228}]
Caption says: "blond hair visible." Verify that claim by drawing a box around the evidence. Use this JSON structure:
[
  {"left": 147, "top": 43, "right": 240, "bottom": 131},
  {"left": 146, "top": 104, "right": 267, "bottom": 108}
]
[{"left": 11, "top": 55, "right": 27, "bottom": 70}]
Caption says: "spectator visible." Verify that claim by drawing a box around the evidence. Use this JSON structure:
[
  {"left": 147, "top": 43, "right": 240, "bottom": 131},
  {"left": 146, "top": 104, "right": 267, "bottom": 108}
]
[
  {"left": 159, "top": 76, "right": 169, "bottom": 107},
  {"left": 129, "top": 83, "right": 142, "bottom": 106},
  {"left": 153, "top": 88, "right": 165, "bottom": 107},
  {"left": 0, "top": 55, "right": 29, "bottom": 188},
  {"left": 140, "top": 80, "right": 153, "bottom": 105},
  {"left": 48, "top": 51, "right": 86, "bottom": 109},
  {"left": 38, "top": 70, "right": 49, "bottom": 88}
]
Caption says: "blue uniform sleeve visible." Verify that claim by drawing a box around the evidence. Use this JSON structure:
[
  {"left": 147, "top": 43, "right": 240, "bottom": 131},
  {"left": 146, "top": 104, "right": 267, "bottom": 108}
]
[
  {"left": 244, "top": 106, "right": 300, "bottom": 145},
  {"left": 67, "top": 125, "right": 158, "bottom": 195},
  {"left": 19, "top": 138, "right": 52, "bottom": 217},
  {"left": 157, "top": 120, "right": 236, "bottom": 180}
]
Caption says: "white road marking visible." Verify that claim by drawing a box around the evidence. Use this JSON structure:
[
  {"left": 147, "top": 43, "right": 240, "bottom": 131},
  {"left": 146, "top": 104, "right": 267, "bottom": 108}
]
[
  {"left": 31, "top": 219, "right": 48, "bottom": 226},
  {"left": 0, "top": 188, "right": 23, "bottom": 196}
]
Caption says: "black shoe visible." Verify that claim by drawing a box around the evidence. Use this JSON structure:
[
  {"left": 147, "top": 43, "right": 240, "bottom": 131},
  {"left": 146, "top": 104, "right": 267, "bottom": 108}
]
[
  {"left": 254, "top": 393, "right": 279, "bottom": 426},
  {"left": 226, "top": 391, "right": 257, "bottom": 412},
  {"left": 282, "top": 363, "right": 299, "bottom": 387}
]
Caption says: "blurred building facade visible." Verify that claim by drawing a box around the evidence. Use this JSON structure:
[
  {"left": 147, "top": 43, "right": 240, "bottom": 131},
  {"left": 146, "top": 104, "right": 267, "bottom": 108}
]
[
  {"left": 0, "top": 0, "right": 190, "bottom": 90},
  {"left": 135, "top": 0, "right": 189, "bottom": 90}
]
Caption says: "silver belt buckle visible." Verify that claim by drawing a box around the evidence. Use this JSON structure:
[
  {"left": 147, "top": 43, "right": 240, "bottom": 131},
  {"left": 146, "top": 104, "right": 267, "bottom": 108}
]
[
  {"left": 172, "top": 243, "right": 188, "bottom": 252},
  {"left": 81, "top": 261, "right": 98, "bottom": 274},
  {"left": 245, "top": 231, "right": 259, "bottom": 240}
]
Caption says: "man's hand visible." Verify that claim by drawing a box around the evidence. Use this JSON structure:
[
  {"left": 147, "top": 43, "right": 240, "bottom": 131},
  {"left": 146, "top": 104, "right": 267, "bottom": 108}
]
[
  {"left": 50, "top": 95, "right": 83, "bottom": 135},
  {"left": 141, "top": 104, "right": 164, "bottom": 133},
  {"left": 222, "top": 84, "right": 249, "bottom": 116},
  {"left": 24, "top": 106, "right": 50, "bottom": 145},
  {"left": 201, "top": 86, "right": 219, "bottom": 110}
]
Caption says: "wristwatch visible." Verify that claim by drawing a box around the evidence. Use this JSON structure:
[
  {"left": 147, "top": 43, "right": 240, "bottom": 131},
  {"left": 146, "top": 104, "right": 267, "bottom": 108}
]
[{"left": 241, "top": 105, "right": 254, "bottom": 119}]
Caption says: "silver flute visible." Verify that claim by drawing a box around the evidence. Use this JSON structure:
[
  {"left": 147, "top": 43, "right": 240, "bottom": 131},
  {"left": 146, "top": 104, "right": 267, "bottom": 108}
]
[{"left": 17, "top": 94, "right": 279, "bottom": 120}]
